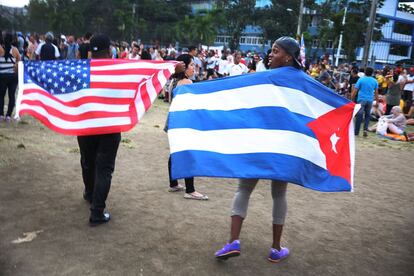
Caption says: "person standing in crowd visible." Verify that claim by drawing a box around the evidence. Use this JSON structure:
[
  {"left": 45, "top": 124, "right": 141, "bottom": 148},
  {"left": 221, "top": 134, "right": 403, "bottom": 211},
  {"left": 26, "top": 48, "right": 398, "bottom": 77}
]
[
  {"left": 35, "top": 32, "right": 60, "bottom": 60},
  {"left": 188, "top": 46, "right": 199, "bottom": 81},
  {"left": 227, "top": 51, "right": 248, "bottom": 76},
  {"left": 401, "top": 68, "right": 414, "bottom": 114},
  {"left": 352, "top": 67, "right": 379, "bottom": 137},
  {"left": 27, "top": 34, "right": 38, "bottom": 60},
  {"left": 166, "top": 54, "right": 208, "bottom": 200},
  {"left": 77, "top": 32, "right": 92, "bottom": 59},
  {"left": 77, "top": 34, "right": 121, "bottom": 226},
  {"left": 217, "top": 53, "right": 229, "bottom": 77},
  {"left": 205, "top": 50, "right": 218, "bottom": 79},
  {"left": 128, "top": 43, "right": 141, "bottom": 60},
  {"left": 66, "top": 35, "right": 78, "bottom": 60},
  {"left": 348, "top": 67, "right": 360, "bottom": 101},
  {"left": 0, "top": 32, "right": 21, "bottom": 122},
  {"left": 214, "top": 36, "right": 304, "bottom": 263},
  {"left": 385, "top": 70, "right": 403, "bottom": 115}
]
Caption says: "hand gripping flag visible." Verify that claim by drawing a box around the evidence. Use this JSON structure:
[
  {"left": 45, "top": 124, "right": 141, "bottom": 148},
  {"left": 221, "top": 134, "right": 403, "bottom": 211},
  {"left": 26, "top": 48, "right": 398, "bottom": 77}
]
[
  {"left": 167, "top": 66, "right": 360, "bottom": 192},
  {"left": 16, "top": 59, "right": 177, "bottom": 136}
]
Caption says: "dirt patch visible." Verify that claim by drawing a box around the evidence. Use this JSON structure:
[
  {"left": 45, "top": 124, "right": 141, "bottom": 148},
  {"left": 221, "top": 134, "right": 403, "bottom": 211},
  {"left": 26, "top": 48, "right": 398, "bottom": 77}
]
[{"left": 1, "top": 99, "right": 413, "bottom": 275}]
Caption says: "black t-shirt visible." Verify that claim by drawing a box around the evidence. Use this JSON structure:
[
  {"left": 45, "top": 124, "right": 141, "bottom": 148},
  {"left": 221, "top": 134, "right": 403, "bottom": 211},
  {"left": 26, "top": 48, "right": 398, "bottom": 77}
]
[
  {"left": 78, "top": 43, "right": 90, "bottom": 59},
  {"left": 40, "top": 42, "right": 56, "bottom": 61}
]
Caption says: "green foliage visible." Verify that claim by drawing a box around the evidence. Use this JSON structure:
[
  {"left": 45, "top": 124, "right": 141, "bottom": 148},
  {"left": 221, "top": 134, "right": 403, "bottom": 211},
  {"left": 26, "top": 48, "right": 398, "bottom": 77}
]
[{"left": 216, "top": 0, "right": 256, "bottom": 51}]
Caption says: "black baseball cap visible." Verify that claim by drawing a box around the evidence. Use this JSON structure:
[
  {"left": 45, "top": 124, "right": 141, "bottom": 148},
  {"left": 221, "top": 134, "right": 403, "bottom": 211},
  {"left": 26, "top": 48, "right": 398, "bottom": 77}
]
[
  {"left": 90, "top": 34, "right": 110, "bottom": 52},
  {"left": 274, "top": 36, "right": 302, "bottom": 68}
]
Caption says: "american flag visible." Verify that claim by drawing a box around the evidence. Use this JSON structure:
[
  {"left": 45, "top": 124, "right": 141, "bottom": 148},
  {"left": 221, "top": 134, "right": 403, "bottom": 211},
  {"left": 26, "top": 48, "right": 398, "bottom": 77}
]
[
  {"left": 16, "top": 59, "right": 177, "bottom": 136},
  {"left": 300, "top": 34, "right": 306, "bottom": 68}
]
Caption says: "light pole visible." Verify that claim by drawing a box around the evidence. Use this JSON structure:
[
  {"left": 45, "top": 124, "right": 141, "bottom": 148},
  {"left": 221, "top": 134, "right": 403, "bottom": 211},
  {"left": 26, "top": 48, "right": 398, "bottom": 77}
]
[
  {"left": 335, "top": 6, "right": 347, "bottom": 67},
  {"left": 362, "top": 0, "right": 378, "bottom": 68},
  {"left": 297, "top": 0, "right": 305, "bottom": 37}
]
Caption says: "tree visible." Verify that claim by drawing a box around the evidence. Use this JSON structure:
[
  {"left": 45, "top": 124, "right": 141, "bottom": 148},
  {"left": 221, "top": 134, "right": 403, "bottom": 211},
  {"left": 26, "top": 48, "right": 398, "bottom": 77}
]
[
  {"left": 216, "top": 0, "right": 256, "bottom": 51},
  {"left": 314, "top": 0, "right": 386, "bottom": 62}
]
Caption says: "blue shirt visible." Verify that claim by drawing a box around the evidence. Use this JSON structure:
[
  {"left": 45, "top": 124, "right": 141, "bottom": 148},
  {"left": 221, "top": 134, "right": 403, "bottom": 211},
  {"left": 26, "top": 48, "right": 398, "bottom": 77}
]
[{"left": 355, "top": 76, "right": 378, "bottom": 102}]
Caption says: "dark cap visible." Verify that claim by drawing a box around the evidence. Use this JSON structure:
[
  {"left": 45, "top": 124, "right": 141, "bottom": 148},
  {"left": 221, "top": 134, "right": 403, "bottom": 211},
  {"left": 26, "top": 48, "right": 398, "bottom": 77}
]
[
  {"left": 274, "top": 36, "right": 302, "bottom": 68},
  {"left": 90, "top": 34, "right": 110, "bottom": 52}
]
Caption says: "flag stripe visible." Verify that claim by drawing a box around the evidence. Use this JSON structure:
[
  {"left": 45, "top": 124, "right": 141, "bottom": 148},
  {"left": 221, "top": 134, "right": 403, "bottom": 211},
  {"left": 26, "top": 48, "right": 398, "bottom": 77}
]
[
  {"left": 90, "top": 74, "right": 148, "bottom": 83},
  {"left": 23, "top": 84, "right": 136, "bottom": 100},
  {"left": 170, "top": 83, "right": 334, "bottom": 119},
  {"left": 20, "top": 109, "right": 135, "bottom": 136},
  {"left": 171, "top": 151, "right": 351, "bottom": 192},
  {"left": 91, "top": 59, "right": 175, "bottom": 66},
  {"left": 90, "top": 62, "right": 177, "bottom": 71},
  {"left": 174, "top": 68, "right": 349, "bottom": 108},
  {"left": 90, "top": 68, "right": 167, "bottom": 76},
  {"left": 22, "top": 89, "right": 132, "bottom": 106},
  {"left": 168, "top": 107, "right": 316, "bottom": 137},
  {"left": 19, "top": 104, "right": 132, "bottom": 128},
  {"left": 90, "top": 82, "right": 140, "bottom": 90},
  {"left": 168, "top": 128, "right": 326, "bottom": 169},
  {"left": 21, "top": 92, "right": 129, "bottom": 113},
  {"left": 20, "top": 100, "right": 130, "bottom": 121}
]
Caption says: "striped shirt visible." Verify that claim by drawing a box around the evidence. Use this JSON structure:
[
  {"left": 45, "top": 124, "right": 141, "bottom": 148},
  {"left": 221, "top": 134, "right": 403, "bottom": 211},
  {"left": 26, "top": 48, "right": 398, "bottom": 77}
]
[{"left": 0, "top": 48, "right": 16, "bottom": 74}]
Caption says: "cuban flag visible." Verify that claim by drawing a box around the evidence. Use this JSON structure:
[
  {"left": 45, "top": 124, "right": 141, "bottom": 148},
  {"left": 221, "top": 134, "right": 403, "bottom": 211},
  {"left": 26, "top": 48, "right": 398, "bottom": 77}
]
[{"left": 167, "top": 67, "right": 360, "bottom": 192}]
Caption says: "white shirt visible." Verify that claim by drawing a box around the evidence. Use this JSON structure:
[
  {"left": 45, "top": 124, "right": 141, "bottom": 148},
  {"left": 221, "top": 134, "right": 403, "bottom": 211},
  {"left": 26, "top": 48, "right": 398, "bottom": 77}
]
[
  {"left": 217, "top": 59, "right": 229, "bottom": 75},
  {"left": 227, "top": 63, "right": 248, "bottom": 76},
  {"left": 256, "top": 60, "right": 267, "bottom": 72},
  {"left": 403, "top": 75, "right": 414, "bottom": 91},
  {"left": 35, "top": 42, "right": 60, "bottom": 58}
]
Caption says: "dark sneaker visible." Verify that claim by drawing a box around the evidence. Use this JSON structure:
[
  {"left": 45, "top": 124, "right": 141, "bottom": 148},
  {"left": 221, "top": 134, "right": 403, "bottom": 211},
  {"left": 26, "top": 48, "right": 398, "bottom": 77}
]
[
  {"left": 89, "top": 211, "right": 110, "bottom": 226},
  {"left": 215, "top": 240, "right": 240, "bottom": 260},
  {"left": 268, "top": 247, "right": 289, "bottom": 263}
]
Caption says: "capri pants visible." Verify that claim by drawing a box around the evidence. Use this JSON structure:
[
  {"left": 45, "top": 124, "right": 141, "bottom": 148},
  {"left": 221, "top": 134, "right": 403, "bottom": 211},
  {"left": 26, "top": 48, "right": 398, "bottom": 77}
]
[{"left": 231, "top": 179, "right": 288, "bottom": 225}]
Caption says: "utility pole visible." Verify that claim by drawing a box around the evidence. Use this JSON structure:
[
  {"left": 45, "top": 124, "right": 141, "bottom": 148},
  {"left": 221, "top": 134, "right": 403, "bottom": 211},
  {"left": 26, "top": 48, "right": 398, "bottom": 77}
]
[
  {"left": 335, "top": 6, "right": 347, "bottom": 67},
  {"left": 362, "top": 0, "right": 378, "bottom": 68},
  {"left": 296, "top": 0, "right": 305, "bottom": 37}
]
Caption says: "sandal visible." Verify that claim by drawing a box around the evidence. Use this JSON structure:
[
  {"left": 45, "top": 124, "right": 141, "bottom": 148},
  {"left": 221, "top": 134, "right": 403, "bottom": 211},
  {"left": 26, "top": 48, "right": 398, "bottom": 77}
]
[
  {"left": 184, "top": 191, "right": 209, "bottom": 200},
  {"left": 168, "top": 184, "right": 185, "bottom": 192}
]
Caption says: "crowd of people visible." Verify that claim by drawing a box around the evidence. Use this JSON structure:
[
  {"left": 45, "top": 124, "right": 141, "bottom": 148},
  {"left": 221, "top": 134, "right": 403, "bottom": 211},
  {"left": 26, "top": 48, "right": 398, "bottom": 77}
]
[{"left": 0, "top": 30, "right": 413, "bottom": 265}]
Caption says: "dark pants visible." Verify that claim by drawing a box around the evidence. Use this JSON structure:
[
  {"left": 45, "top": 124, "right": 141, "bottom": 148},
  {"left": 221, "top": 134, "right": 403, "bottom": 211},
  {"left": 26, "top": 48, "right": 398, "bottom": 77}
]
[
  {"left": 77, "top": 133, "right": 121, "bottom": 214},
  {"left": 402, "top": 90, "right": 413, "bottom": 114},
  {"left": 355, "top": 100, "right": 372, "bottom": 135},
  {"left": 0, "top": 73, "right": 18, "bottom": 117},
  {"left": 168, "top": 156, "right": 194, "bottom": 193}
]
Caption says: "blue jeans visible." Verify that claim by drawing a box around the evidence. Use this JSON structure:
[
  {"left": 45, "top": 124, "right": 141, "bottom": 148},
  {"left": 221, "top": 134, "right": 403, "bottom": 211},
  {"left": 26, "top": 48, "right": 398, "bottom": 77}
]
[{"left": 355, "top": 100, "right": 372, "bottom": 135}]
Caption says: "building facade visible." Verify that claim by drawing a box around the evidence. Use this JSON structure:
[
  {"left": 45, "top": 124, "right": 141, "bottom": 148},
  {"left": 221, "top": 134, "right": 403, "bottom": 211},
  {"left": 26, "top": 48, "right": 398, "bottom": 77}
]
[{"left": 356, "top": 0, "right": 414, "bottom": 65}]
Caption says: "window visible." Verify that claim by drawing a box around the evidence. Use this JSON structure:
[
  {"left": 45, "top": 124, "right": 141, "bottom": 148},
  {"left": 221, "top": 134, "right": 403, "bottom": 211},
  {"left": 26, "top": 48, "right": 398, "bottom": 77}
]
[
  {"left": 389, "top": 44, "right": 409, "bottom": 56},
  {"left": 312, "top": 39, "right": 319, "bottom": 48},
  {"left": 326, "top": 40, "right": 333, "bottom": 49},
  {"left": 240, "top": 37, "right": 246, "bottom": 44},
  {"left": 394, "top": 21, "right": 412, "bottom": 35}
]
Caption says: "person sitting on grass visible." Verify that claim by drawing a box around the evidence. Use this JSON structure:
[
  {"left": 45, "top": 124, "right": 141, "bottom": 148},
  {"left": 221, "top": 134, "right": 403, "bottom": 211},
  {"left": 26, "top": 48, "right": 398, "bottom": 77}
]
[{"left": 369, "top": 106, "right": 407, "bottom": 136}]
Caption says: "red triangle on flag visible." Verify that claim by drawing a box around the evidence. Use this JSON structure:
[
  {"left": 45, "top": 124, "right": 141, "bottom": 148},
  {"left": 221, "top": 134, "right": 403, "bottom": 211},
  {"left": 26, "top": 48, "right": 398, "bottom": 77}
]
[{"left": 307, "top": 102, "right": 356, "bottom": 184}]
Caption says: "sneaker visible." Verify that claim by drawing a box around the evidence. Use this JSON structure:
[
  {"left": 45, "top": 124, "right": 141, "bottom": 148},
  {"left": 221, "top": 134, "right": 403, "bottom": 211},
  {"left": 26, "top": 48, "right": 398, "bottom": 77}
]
[
  {"left": 268, "top": 247, "right": 289, "bottom": 263},
  {"left": 184, "top": 191, "right": 208, "bottom": 200},
  {"left": 0, "top": 115, "right": 4, "bottom": 121},
  {"left": 168, "top": 184, "right": 185, "bottom": 192},
  {"left": 215, "top": 240, "right": 240, "bottom": 260}
]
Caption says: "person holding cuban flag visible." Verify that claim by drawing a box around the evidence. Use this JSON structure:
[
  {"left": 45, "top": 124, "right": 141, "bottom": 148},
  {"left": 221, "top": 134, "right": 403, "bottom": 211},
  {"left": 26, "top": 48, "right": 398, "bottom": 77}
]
[{"left": 214, "top": 37, "right": 303, "bottom": 263}]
